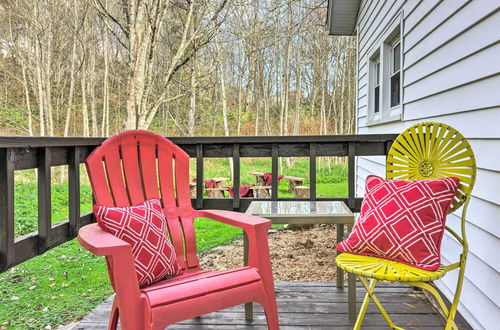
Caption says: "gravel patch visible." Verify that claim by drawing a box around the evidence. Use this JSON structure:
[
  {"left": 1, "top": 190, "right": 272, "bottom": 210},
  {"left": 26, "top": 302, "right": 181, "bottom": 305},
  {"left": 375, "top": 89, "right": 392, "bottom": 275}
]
[{"left": 199, "top": 225, "right": 345, "bottom": 282}]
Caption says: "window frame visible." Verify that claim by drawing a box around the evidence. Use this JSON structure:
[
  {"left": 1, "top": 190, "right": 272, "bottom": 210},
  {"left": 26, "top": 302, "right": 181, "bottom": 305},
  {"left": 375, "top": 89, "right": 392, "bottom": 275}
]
[{"left": 366, "top": 14, "right": 403, "bottom": 127}]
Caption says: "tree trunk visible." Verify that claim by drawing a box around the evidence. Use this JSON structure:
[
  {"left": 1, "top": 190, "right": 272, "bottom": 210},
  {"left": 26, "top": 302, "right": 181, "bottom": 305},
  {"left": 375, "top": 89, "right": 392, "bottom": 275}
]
[
  {"left": 64, "top": 2, "right": 78, "bottom": 137},
  {"left": 21, "top": 62, "right": 33, "bottom": 136},
  {"left": 188, "top": 55, "right": 197, "bottom": 136}
]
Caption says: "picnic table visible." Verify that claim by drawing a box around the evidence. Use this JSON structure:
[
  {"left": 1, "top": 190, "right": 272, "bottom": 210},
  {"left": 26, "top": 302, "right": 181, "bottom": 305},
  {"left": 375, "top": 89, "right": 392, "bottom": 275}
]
[
  {"left": 293, "top": 186, "right": 310, "bottom": 198},
  {"left": 191, "top": 177, "right": 229, "bottom": 198},
  {"left": 249, "top": 185, "right": 271, "bottom": 198},
  {"left": 249, "top": 172, "right": 305, "bottom": 193},
  {"left": 249, "top": 172, "right": 275, "bottom": 186},
  {"left": 189, "top": 182, "right": 197, "bottom": 198},
  {"left": 283, "top": 175, "right": 306, "bottom": 192}
]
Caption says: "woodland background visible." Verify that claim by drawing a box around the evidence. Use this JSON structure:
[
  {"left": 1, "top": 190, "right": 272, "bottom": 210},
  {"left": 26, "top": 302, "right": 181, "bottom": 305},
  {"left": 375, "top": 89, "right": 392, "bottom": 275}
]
[
  {"left": 0, "top": 0, "right": 356, "bottom": 138},
  {"left": 0, "top": 2, "right": 356, "bottom": 327}
]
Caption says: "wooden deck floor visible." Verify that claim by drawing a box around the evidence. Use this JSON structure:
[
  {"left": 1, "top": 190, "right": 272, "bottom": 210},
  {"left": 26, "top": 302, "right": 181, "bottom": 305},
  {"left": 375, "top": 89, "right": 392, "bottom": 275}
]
[{"left": 74, "top": 281, "right": 471, "bottom": 329}]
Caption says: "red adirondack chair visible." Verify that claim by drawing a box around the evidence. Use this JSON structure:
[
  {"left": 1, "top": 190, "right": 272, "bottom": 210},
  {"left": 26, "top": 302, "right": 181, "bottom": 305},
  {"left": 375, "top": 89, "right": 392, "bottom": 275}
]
[{"left": 78, "top": 130, "right": 279, "bottom": 329}]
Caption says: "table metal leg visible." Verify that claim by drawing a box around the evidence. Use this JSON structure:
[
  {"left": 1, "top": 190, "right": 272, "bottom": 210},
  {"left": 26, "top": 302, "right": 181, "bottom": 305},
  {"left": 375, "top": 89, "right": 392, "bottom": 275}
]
[
  {"left": 243, "top": 233, "right": 253, "bottom": 321},
  {"left": 336, "top": 223, "right": 344, "bottom": 288},
  {"left": 348, "top": 272, "right": 357, "bottom": 322}
]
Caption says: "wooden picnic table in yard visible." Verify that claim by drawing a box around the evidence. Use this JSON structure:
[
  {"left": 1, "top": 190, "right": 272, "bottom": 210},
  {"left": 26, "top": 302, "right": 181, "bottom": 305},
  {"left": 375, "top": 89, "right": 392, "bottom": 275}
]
[
  {"left": 211, "top": 177, "right": 230, "bottom": 186},
  {"left": 293, "top": 186, "right": 310, "bottom": 198},
  {"left": 249, "top": 172, "right": 269, "bottom": 186},
  {"left": 208, "top": 177, "right": 230, "bottom": 198},
  {"left": 283, "top": 175, "right": 306, "bottom": 192},
  {"left": 189, "top": 182, "right": 197, "bottom": 198},
  {"left": 191, "top": 177, "right": 230, "bottom": 198},
  {"left": 249, "top": 185, "right": 271, "bottom": 198},
  {"left": 249, "top": 172, "right": 305, "bottom": 193}
]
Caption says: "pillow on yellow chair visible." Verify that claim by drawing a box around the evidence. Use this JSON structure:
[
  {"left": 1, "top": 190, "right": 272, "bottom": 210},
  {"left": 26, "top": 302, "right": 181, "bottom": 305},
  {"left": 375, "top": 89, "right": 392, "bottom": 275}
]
[{"left": 337, "top": 175, "right": 459, "bottom": 271}]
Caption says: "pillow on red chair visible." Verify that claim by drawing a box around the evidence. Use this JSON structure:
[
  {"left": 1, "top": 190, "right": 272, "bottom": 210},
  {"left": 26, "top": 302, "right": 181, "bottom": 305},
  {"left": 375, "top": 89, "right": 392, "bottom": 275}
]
[
  {"left": 94, "top": 199, "right": 181, "bottom": 287},
  {"left": 337, "top": 175, "right": 460, "bottom": 271}
]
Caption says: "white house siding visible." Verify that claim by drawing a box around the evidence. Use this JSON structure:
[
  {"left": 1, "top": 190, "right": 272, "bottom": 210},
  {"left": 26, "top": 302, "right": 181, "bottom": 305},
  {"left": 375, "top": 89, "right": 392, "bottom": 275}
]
[{"left": 355, "top": 0, "right": 500, "bottom": 329}]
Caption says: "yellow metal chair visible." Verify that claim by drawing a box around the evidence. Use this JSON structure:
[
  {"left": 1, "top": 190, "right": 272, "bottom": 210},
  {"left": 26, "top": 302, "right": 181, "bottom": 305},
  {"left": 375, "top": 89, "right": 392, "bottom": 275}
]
[{"left": 336, "top": 122, "right": 476, "bottom": 330}]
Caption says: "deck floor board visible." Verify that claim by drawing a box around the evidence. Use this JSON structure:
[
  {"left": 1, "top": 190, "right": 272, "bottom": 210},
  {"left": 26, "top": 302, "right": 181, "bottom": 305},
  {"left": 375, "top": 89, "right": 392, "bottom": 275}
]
[{"left": 74, "top": 281, "right": 471, "bottom": 329}]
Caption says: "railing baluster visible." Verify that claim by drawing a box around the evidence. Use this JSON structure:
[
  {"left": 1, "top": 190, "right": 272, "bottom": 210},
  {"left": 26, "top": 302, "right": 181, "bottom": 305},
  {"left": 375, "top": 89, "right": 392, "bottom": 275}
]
[
  {"left": 309, "top": 143, "right": 317, "bottom": 201},
  {"left": 232, "top": 144, "right": 240, "bottom": 210},
  {"left": 196, "top": 144, "right": 204, "bottom": 209},
  {"left": 348, "top": 142, "right": 355, "bottom": 210},
  {"left": 68, "top": 147, "right": 80, "bottom": 237},
  {"left": 0, "top": 148, "right": 15, "bottom": 271},
  {"left": 38, "top": 147, "right": 52, "bottom": 252},
  {"left": 271, "top": 144, "right": 278, "bottom": 200}
]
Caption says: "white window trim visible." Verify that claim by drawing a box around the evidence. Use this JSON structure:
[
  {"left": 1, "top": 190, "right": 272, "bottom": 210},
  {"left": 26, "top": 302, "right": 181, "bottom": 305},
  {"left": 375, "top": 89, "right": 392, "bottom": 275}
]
[{"left": 366, "top": 13, "right": 403, "bottom": 127}]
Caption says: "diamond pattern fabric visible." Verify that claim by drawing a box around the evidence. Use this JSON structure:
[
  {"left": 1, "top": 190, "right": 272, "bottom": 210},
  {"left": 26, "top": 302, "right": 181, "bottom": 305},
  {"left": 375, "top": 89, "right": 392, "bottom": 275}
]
[
  {"left": 94, "top": 199, "right": 181, "bottom": 287},
  {"left": 337, "top": 175, "right": 459, "bottom": 270}
]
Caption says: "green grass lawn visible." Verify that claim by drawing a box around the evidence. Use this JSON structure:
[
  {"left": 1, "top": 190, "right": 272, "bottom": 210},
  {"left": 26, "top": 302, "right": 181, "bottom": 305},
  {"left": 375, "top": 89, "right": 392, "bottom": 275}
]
[{"left": 0, "top": 158, "right": 347, "bottom": 329}]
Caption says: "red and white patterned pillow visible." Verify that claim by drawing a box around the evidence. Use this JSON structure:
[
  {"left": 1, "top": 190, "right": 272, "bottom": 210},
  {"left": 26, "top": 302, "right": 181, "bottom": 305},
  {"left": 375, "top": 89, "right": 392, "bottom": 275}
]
[
  {"left": 337, "top": 175, "right": 460, "bottom": 271},
  {"left": 94, "top": 199, "right": 181, "bottom": 287}
]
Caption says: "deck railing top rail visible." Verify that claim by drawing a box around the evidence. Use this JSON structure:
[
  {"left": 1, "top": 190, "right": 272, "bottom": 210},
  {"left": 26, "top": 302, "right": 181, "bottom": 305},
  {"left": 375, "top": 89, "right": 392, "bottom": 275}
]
[
  {"left": 0, "top": 134, "right": 397, "bottom": 273},
  {"left": 0, "top": 134, "right": 396, "bottom": 148}
]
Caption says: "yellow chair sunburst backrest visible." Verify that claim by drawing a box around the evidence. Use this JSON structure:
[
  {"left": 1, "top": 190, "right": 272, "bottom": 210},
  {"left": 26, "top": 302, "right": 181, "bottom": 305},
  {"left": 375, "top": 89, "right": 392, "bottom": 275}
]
[{"left": 386, "top": 122, "right": 476, "bottom": 213}]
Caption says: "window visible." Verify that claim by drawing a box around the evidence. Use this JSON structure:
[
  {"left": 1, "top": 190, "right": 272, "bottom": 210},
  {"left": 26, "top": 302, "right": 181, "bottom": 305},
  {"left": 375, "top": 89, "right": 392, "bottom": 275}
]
[
  {"left": 366, "top": 17, "right": 402, "bottom": 126},
  {"left": 374, "top": 59, "right": 380, "bottom": 113},
  {"left": 390, "top": 40, "right": 401, "bottom": 108}
]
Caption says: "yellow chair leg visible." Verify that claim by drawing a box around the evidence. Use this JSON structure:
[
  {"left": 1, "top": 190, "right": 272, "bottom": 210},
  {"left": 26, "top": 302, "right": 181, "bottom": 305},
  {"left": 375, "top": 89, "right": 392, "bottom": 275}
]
[
  {"left": 445, "top": 255, "right": 467, "bottom": 330},
  {"left": 402, "top": 281, "right": 458, "bottom": 330},
  {"left": 357, "top": 276, "right": 404, "bottom": 330},
  {"left": 353, "top": 276, "right": 373, "bottom": 330}
]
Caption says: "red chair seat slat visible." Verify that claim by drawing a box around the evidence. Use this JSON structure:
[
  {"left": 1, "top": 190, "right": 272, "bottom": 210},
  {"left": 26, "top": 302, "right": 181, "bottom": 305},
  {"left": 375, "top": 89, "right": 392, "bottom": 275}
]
[{"left": 143, "top": 267, "right": 261, "bottom": 307}]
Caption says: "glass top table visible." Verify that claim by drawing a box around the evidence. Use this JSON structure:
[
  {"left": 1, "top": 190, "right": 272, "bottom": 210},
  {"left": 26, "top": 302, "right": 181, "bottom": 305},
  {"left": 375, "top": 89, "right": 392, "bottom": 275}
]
[
  {"left": 245, "top": 200, "right": 357, "bottom": 322},
  {"left": 245, "top": 201, "right": 354, "bottom": 224}
]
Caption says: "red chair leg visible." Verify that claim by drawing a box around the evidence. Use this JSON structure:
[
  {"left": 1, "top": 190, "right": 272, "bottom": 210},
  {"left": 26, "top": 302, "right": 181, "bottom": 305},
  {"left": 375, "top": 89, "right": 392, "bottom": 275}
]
[
  {"left": 262, "top": 295, "right": 280, "bottom": 330},
  {"left": 108, "top": 298, "right": 119, "bottom": 330}
]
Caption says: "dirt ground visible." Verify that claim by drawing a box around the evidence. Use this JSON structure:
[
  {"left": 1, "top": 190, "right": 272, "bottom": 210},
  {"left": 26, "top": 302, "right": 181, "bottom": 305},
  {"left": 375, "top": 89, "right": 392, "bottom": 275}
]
[{"left": 199, "top": 225, "right": 345, "bottom": 281}]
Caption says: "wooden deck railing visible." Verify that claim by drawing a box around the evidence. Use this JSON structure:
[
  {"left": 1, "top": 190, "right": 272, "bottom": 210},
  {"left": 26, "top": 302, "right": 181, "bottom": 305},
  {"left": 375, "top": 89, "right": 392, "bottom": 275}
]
[{"left": 0, "top": 134, "right": 397, "bottom": 273}]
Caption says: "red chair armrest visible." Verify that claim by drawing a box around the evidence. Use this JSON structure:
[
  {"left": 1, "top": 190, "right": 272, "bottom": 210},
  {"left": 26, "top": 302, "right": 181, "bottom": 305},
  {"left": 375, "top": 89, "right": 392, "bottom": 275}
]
[
  {"left": 193, "top": 209, "right": 274, "bottom": 273},
  {"left": 77, "top": 223, "right": 142, "bottom": 303},
  {"left": 193, "top": 209, "right": 271, "bottom": 231},
  {"left": 77, "top": 223, "right": 131, "bottom": 256}
]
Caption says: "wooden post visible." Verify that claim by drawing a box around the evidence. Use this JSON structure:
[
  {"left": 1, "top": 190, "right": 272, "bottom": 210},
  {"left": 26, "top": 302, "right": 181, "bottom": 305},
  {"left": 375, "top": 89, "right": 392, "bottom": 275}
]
[
  {"left": 0, "top": 148, "right": 15, "bottom": 271},
  {"left": 68, "top": 146, "right": 80, "bottom": 238},
  {"left": 271, "top": 144, "right": 278, "bottom": 200},
  {"left": 348, "top": 142, "right": 355, "bottom": 210},
  {"left": 232, "top": 144, "right": 240, "bottom": 210},
  {"left": 38, "top": 147, "right": 52, "bottom": 253},
  {"left": 309, "top": 143, "right": 317, "bottom": 201},
  {"left": 196, "top": 144, "right": 204, "bottom": 209}
]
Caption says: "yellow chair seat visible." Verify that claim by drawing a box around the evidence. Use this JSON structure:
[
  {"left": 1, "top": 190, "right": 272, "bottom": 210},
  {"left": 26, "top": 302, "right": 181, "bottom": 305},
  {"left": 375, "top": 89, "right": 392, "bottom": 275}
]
[{"left": 336, "top": 253, "right": 447, "bottom": 282}]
